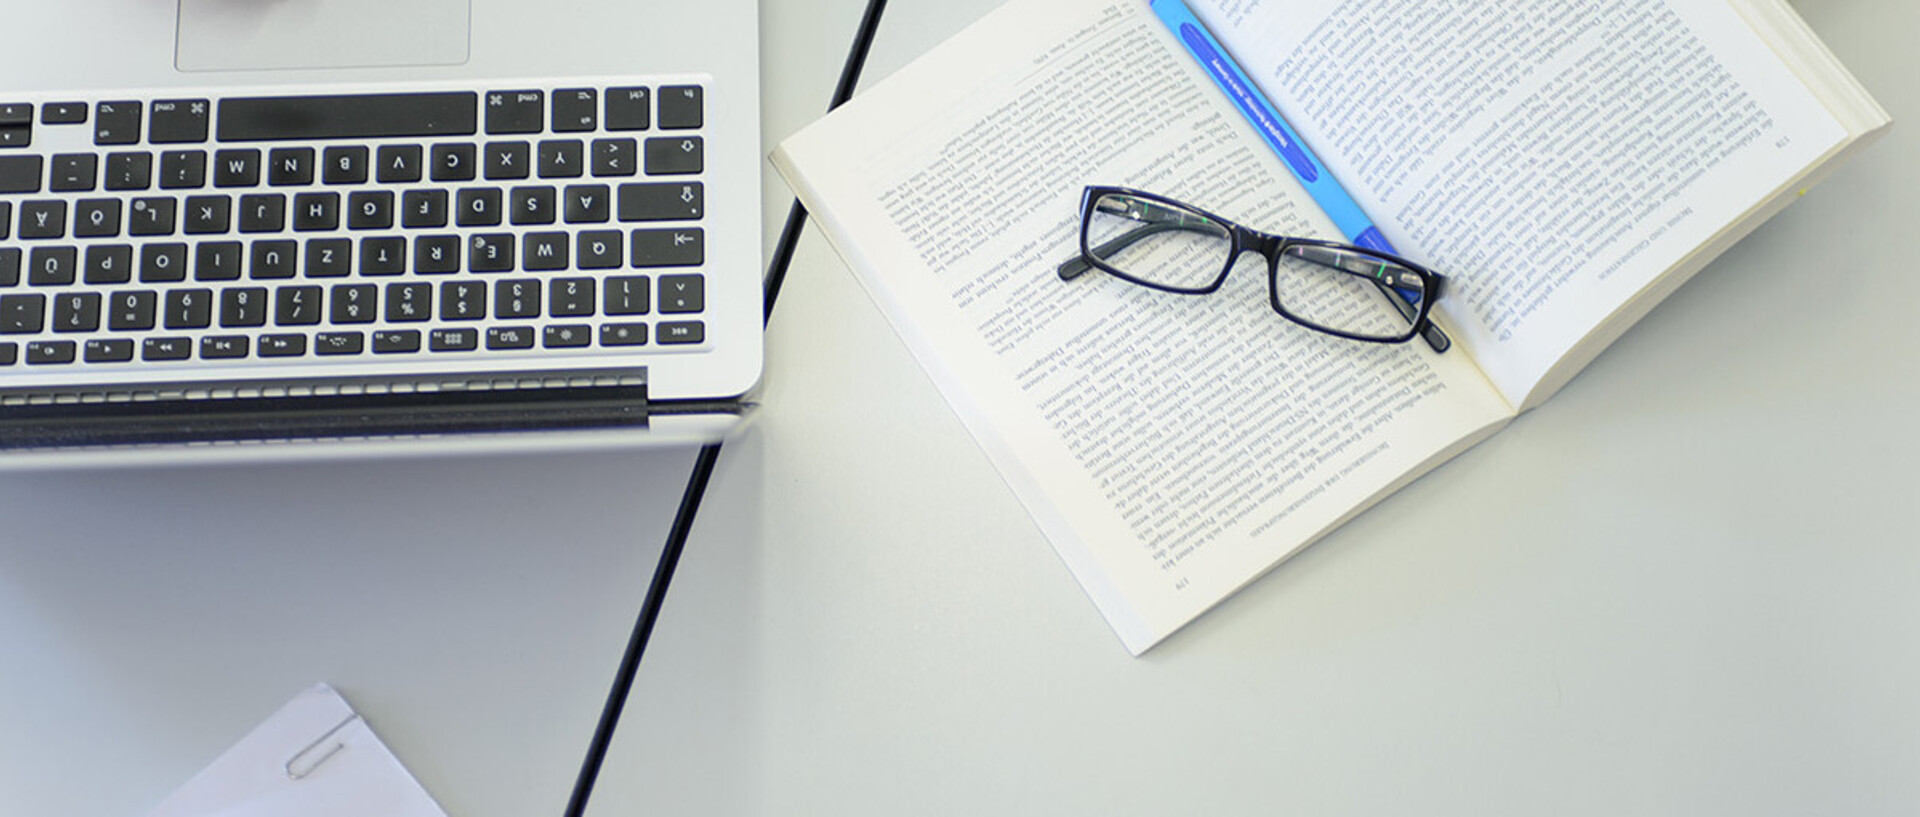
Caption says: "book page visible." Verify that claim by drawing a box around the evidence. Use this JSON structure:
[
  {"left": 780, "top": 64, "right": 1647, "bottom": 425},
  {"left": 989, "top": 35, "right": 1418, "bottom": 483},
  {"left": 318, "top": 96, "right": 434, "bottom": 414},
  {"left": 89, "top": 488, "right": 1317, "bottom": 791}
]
[
  {"left": 775, "top": 0, "right": 1512, "bottom": 653},
  {"left": 1191, "top": 0, "right": 1848, "bottom": 406}
]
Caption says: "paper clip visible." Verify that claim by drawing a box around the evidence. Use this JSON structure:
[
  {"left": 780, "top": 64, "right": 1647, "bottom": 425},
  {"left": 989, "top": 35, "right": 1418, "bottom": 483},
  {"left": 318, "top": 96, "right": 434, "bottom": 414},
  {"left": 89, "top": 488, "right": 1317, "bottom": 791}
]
[{"left": 284, "top": 712, "right": 362, "bottom": 780}]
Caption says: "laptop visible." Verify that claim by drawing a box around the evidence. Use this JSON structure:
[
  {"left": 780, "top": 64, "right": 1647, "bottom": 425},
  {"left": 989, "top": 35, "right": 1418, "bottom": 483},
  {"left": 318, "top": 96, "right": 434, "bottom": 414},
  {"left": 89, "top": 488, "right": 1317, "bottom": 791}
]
[{"left": 0, "top": 0, "right": 763, "bottom": 467}]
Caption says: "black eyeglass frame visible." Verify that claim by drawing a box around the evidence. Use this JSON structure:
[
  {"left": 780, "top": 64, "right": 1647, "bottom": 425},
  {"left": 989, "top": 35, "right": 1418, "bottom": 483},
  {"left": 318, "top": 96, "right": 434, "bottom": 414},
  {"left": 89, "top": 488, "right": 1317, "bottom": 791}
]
[{"left": 1059, "top": 185, "right": 1450, "bottom": 351}]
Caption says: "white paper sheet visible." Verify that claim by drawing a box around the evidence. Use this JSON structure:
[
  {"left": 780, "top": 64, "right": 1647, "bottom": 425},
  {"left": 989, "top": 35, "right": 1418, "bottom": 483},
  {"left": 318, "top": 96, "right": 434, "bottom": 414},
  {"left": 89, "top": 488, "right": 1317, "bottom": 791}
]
[{"left": 144, "top": 683, "right": 449, "bottom": 817}]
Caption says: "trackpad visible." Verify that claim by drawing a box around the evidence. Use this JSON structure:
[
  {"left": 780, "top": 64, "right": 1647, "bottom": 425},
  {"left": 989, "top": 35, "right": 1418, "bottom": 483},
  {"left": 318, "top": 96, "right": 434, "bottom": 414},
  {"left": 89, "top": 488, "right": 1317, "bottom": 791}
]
[{"left": 176, "top": 0, "right": 470, "bottom": 72}]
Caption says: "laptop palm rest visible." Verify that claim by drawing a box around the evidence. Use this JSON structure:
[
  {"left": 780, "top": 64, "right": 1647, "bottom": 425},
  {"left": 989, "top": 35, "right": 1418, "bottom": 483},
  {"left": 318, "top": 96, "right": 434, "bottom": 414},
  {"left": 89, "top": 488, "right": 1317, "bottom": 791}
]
[{"left": 175, "top": 0, "right": 471, "bottom": 72}]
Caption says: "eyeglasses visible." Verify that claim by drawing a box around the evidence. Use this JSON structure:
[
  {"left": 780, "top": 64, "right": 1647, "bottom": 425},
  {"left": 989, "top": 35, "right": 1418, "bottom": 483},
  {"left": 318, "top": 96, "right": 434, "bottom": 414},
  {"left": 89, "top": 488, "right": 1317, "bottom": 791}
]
[{"left": 1058, "top": 186, "right": 1450, "bottom": 352}]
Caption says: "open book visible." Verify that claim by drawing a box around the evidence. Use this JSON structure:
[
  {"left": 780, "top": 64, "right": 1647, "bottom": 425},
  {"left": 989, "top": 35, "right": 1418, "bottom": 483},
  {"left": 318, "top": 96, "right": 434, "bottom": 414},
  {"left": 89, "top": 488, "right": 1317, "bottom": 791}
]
[{"left": 772, "top": 0, "right": 1889, "bottom": 654}]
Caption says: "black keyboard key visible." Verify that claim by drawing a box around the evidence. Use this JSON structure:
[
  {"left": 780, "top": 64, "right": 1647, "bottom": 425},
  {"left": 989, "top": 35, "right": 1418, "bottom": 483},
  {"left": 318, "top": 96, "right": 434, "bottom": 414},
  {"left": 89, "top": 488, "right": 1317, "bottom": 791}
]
[
  {"left": 577, "top": 229, "right": 622, "bottom": 269},
  {"left": 28, "top": 246, "right": 76, "bottom": 285},
  {"left": 260, "top": 333, "right": 307, "bottom": 357},
  {"left": 73, "top": 199, "right": 121, "bottom": 238},
  {"left": 605, "top": 276, "right": 650, "bottom": 315},
  {"left": 19, "top": 200, "right": 66, "bottom": 238},
  {"left": 522, "top": 232, "right": 568, "bottom": 271},
  {"left": 0, "top": 155, "right": 41, "bottom": 193},
  {"left": 40, "top": 103, "right": 86, "bottom": 125},
  {"left": 0, "top": 103, "right": 29, "bottom": 126},
  {"left": 470, "top": 234, "right": 514, "bottom": 272},
  {"left": 219, "top": 93, "right": 479, "bottom": 140},
  {"left": 484, "top": 141, "right": 532, "bottom": 180},
  {"left": 348, "top": 191, "right": 394, "bottom": 230},
  {"left": 543, "top": 324, "right": 591, "bottom": 348},
  {"left": 305, "top": 238, "right": 352, "bottom": 277},
  {"left": 359, "top": 236, "right": 406, "bottom": 275},
  {"left": 314, "top": 331, "right": 364, "bottom": 355},
  {"left": 657, "top": 86, "right": 703, "bottom": 129},
  {"left": 84, "top": 245, "right": 133, "bottom": 283},
  {"left": 219, "top": 287, "right": 269, "bottom": 327},
  {"left": 486, "top": 326, "right": 535, "bottom": 349},
  {"left": 385, "top": 282, "right": 432, "bottom": 322},
  {"left": 149, "top": 99, "right": 210, "bottom": 143},
  {"left": 322, "top": 146, "right": 369, "bottom": 184},
  {"left": 141, "top": 244, "right": 188, "bottom": 282},
  {"left": 159, "top": 150, "right": 207, "bottom": 189},
  {"left": 329, "top": 284, "right": 377, "bottom": 323},
  {"left": 599, "top": 322, "right": 648, "bottom": 346},
  {"left": 455, "top": 188, "right": 502, "bottom": 226},
  {"left": 214, "top": 148, "right": 262, "bottom": 187},
  {"left": 510, "top": 186, "right": 556, "bottom": 225},
  {"left": 537, "top": 140, "right": 584, "bottom": 178},
  {"left": 644, "top": 136, "right": 703, "bottom": 175},
  {"left": 631, "top": 227, "right": 704, "bottom": 267},
  {"left": 52, "top": 292, "right": 100, "bottom": 332},
  {"left": 26, "top": 340, "right": 76, "bottom": 364},
  {"left": 400, "top": 189, "right": 448, "bottom": 228},
  {"left": 658, "top": 320, "right": 705, "bottom": 344},
  {"left": 430, "top": 143, "right": 476, "bottom": 181},
  {"left": 439, "top": 281, "right": 486, "bottom": 320},
  {"left": 484, "top": 90, "right": 544, "bottom": 135},
  {"left": 183, "top": 195, "right": 231, "bottom": 234},
  {"left": 94, "top": 101, "right": 142, "bottom": 145},
  {"left": 659, "top": 274, "right": 705, "bottom": 314},
  {"left": 275, "top": 285, "right": 322, "bottom": 325},
  {"left": 0, "top": 342, "right": 14, "bottom": 365},
  {"left": 372, "top": 329, "right": 421, "bottom": 353},
  {"left": 564, "top": 184, "right": 613, "bottom": 224},
  {"left": 0, "top": 125, "right": 28, "bottom": 148},
  {"left": 429, "top": 327, "right": 478, "bottom": 351},
  {"left": 164, "top": 288, "right": 213, "bottom": 329},
  {"left": 105, "top": 152, "right": 153, "bottom": 190},
  {"left": 553, "top": 88, "right": 598, "bottom": 132},
  {"left": 194, "top": 241, "right": 242, "bottom": 281},
  {"left": 494, "top": 279, "right": 540, "bottom": 318},
  {"left": 50, "top": 154, "right": 97, "bottom": 191},
  {"left": 413, "top": 234, "right": 461, "bottom": 274},
  {"left": 200, "top": 335, "right": 250, "bottom": 359},
  {"left": 238, "top": 193, "right": 286, "bottom": 232},
  {"left": 0, "top": 247, "right": 17, "bottom": 284},
  {"left": 129, "top": 197, "right": 176, "bottom": 236},
  {"left": 267, "top": 147, "right": 315, "bottom": 185},
  {"left": 550, "top": 278, "right": 595, "bottom": 316},
  {"left": 1, "top": 293, "right": 45, "bottom": 333},
  {"left": 605, "top": 87, "right": 651, "bottom": 131},
  {"left": 108, "top": 290, "right": 156, "bottom": 330},
  {"left": 142, "top": 336, "right": 193, "bottom": 361},
  {"left": 293, "top": 192, "right": 340, "bottom": 231},
  {"left": 618, "top": 182, "right": 702, "bottom": 221},
  {"left": 591, "top": 138, "right": 637, "bottom": 178},
  {"left": 84, "top": 338, "right": 135, "bottom": 363},
  {"left": 375, "top": 144, "right": 423, "bottom": 183},
  {"left": 250, "top": 240, "right": 298, "bottom": 279}
]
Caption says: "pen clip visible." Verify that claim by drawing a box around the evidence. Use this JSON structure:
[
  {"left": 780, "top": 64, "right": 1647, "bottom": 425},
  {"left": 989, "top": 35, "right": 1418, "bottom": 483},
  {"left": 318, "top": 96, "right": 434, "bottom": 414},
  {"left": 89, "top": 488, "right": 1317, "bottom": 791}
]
[{"left": 284, "top": 712, "right": 362, "bottom": 780}]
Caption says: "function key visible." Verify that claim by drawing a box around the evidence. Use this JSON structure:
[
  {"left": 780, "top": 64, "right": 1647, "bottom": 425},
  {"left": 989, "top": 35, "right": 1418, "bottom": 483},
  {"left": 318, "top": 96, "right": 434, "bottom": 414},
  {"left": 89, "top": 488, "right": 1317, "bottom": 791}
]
[
  {"left": 25, "top": 340, "right": 77, "bottom": 365},
  {"left": 484, "top": 90, "right": 545, "bottom": 135},
  {"left": 149, "top": 99, "right": 211, "bottom": 144},
  {"left": 605, "top": 87, "right": 650, "bottom": 131},
  {"left": 94, "top": 101, "right": 142, "bottom": 145},
  {"left": 553, "top": 88, "right": 598, "bottom": 132},
  {"left": 40, "top": 103, "right": 87, "bottom": 125},
  {"left": 657, "top": 85, "right": 702, "bottom": 129}
]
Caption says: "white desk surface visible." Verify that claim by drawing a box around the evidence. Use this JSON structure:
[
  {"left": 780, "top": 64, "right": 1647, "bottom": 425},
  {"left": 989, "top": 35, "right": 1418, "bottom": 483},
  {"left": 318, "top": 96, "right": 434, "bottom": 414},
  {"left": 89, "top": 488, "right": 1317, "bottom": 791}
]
[{"left": 3, "top": 2, "right": 1916, "bottom": 815}]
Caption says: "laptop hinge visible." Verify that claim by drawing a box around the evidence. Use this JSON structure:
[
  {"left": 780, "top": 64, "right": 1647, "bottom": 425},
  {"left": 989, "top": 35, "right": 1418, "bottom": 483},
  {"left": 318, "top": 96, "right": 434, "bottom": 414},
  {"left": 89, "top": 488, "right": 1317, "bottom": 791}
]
[{"left": 0, "top": 368, "right": 651, "bottom": 450}]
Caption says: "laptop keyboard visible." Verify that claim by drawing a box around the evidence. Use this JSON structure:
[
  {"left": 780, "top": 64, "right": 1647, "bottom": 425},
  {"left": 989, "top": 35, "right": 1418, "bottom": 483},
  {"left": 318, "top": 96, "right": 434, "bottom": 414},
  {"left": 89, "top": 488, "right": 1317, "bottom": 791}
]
[{"left": 0, "top": 79, "right": 713, "bottom": 376}]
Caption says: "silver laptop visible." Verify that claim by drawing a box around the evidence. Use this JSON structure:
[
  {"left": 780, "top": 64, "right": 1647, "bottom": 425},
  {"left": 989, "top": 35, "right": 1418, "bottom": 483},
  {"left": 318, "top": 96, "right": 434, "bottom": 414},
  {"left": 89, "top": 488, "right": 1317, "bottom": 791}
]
[{"left": 0, "top": 0, "right": 763, "bottom": 467}]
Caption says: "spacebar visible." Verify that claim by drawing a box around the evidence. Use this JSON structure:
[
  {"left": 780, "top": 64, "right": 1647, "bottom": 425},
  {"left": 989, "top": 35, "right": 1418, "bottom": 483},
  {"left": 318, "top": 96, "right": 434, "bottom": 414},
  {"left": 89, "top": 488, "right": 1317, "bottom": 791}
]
[{"left": 216, "top": 92, "right": 479, "bottom": 141}]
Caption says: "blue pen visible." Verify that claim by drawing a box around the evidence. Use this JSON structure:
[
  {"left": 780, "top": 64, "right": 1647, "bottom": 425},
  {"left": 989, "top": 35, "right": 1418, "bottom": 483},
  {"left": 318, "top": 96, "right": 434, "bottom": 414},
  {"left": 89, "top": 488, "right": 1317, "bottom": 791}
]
[{"left": 1148, "top": 0, "right": 1447, "bottom": 350}]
